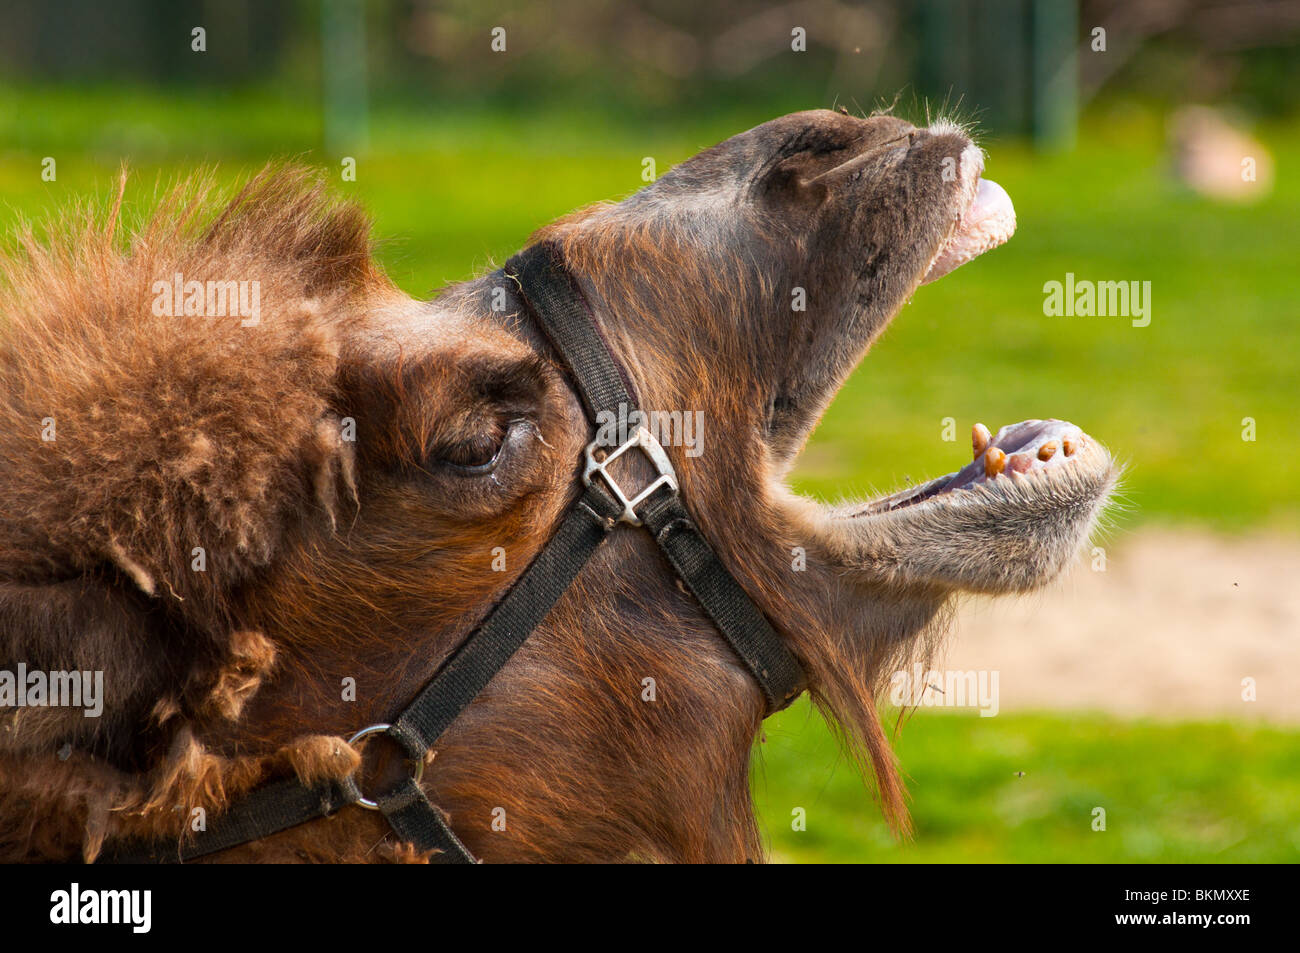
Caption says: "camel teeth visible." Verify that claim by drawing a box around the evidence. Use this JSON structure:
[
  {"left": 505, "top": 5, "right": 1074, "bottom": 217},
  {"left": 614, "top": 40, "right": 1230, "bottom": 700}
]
[
  {"left": 972, "top": 423, "right": 991, "bottom": 460},
  {"left": 1063, "top": 436, "right": 1077, "bottom": 456},
  {"left": 984, "top": 446, "right": 1006, "bottom": 478},
  {"left": 1037, "top": 441, "right": 1058, "bottom": 461}
]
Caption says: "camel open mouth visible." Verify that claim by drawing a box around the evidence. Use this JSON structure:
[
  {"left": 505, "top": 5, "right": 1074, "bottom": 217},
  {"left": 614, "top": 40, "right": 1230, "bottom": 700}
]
[
  {"left": 846, "top": 165, "right": 1114, "bottom": 520},
  {"left": 852, "top": 418, "right": 1107, "bottom": 516}
]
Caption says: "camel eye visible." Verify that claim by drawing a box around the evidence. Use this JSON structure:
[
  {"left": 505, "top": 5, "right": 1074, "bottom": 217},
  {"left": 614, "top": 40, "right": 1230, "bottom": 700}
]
[
  {"left": 440, "top": 418, "right": 518, "bottom": 473},
  {"left": 442, "top": 427, "right": 504, "bottom": 471}
]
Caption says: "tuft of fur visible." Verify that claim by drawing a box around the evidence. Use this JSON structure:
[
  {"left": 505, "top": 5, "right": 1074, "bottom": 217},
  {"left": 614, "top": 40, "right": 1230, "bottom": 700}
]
[
  {"left": 0, "top": 166, "right": 390, "bottom": 861},
  {"left": 0, "top": 166, "right": 376, "bottom": 620}
]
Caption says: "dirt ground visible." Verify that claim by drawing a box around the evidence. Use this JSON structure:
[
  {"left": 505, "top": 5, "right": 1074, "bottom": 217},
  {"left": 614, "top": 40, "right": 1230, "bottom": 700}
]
[{"left": 939, "top": 527, "right": 1300, "bottom": 721}]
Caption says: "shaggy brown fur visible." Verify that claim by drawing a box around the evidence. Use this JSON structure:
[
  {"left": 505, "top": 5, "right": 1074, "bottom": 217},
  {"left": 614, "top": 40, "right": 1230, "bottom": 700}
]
[{"left": 0, "top": 110, "right": 1115, "bottom": 863}]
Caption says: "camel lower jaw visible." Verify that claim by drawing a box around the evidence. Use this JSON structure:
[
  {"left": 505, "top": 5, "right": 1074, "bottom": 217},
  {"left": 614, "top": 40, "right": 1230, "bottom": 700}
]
[{"left": 847, "top": 418, "right": 1115, "bottom": 517}]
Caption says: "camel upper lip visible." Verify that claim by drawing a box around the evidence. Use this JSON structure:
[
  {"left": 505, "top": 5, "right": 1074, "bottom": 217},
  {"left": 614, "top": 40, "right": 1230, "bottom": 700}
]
[{"left": 921, "top": 174, "right": 1017, "bottom": 284}]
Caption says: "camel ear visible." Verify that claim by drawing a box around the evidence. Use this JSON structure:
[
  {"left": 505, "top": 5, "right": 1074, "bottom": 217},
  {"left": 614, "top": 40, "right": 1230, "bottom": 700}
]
[
  {"left": 0, "top": 575, "right": 175, "bottom": 768},
  {"left": 757, "top": 153, "right": 831, "bottom": 210}
]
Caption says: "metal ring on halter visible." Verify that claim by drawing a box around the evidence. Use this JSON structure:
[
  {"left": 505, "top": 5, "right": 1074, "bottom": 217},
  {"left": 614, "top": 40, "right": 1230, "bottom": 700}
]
[{"left": 347, "top": 723, "right": 426, "bottom": 811}]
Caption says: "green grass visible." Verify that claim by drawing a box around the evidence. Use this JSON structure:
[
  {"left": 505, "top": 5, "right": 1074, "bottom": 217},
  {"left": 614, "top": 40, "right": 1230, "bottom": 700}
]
[
  {"left": 754, "top": 700, "right": 1300, "bottom": 862},
  {"left": 1, "top": 85, "right": 1294, "bottom": 531}
]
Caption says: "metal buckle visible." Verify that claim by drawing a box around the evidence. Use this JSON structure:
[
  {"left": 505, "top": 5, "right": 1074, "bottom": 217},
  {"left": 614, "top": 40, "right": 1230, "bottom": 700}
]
[
  {"left": 347, "top": 723, "right": 426, "bottom": 811},
  {"left": 583, "top": 426, "right": 678, "bottom": 526}
]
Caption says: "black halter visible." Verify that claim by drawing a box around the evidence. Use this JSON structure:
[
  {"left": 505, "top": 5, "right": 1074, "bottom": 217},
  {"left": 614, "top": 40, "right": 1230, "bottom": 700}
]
[{"left": 101, "top": 242, "right": 805, "bottom": 864}]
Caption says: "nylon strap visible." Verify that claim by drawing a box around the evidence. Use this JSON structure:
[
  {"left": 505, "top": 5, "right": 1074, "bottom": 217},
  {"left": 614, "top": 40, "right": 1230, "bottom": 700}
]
[
  {"left": 504, "top": 242, "right": 806, "bottom": 711},
  {"left": 637, "top": 492, "right": 805, "bottom": 711},
  {"left": 100, "top": 778, "right": 356, "bottom": 864},
  {"left": 98, "top": 239, "right": 805, "bottom": 865},
  {"left": 379, "top": 777, "right": 477, "bottom": 863},
  {"left": 389, "top": 482, "right": 622, "bottom": 758},
  {"left": 504, "top": 241, "right": 633, "bottom": 423}
]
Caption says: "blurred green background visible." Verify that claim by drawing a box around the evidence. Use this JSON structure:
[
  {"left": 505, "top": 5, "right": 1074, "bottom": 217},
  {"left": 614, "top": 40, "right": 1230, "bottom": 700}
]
[{"left": 1, "top": 1, "right": 1296, "bottom": 862}]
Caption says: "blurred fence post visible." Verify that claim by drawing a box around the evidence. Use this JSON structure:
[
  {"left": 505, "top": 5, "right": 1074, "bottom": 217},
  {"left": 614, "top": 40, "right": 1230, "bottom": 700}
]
[
  {"left": 321, "top": 0, "right": 368, "bottom": 155},
  {"left": 1031, "top": 0, "right": 1078, "bottom": 150},
  {"left": 917, "top": 0, "right": 1078, "bottom": 149}
]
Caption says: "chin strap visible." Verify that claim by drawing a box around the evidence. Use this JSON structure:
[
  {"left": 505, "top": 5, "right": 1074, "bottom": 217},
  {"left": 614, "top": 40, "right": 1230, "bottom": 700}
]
[{"left": 99, "top": 241, "right": 804, "bottom": 865}]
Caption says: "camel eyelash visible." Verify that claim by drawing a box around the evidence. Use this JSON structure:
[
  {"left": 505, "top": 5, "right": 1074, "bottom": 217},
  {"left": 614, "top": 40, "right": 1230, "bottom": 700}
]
[{"left": 440, "top": 417, "right": 529, "bottom": 475}]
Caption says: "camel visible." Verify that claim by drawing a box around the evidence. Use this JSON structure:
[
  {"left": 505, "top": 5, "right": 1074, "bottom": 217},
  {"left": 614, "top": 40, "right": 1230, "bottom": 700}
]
[{"left": 0, "top": 110, "right": 1115, "bottom": 862}]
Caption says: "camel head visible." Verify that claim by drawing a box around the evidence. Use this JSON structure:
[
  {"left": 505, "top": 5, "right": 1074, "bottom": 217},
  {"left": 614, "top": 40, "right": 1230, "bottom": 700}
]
[{"left": 0, "top": 110, "right": 1115, "bottom": 863}]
